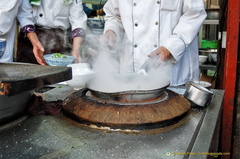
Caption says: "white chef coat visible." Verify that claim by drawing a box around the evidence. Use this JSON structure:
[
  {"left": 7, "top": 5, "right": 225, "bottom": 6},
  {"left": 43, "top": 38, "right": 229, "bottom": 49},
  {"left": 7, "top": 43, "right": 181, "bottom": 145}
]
[
  {"left": 0, "top": 0, "right": 22, "bottom": 62},
  {"left": 18, "top": 0, "right": 87, "bottom": 31},
  {"left": 103, "top": 0, "right": 207, "bottom": 86}
]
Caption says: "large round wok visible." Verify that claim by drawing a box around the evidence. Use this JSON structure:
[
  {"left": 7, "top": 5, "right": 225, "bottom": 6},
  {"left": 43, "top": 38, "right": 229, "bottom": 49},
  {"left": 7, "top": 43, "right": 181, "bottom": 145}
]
[{"left": 85, "top": 72, "right": 170, "bottom": 102}]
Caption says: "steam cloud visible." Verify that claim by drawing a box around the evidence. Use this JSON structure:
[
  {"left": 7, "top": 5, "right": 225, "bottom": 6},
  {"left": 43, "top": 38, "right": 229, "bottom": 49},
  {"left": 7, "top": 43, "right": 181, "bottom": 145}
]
[{"left": 84, "top": 34, "right": 171, "bottom": 92}]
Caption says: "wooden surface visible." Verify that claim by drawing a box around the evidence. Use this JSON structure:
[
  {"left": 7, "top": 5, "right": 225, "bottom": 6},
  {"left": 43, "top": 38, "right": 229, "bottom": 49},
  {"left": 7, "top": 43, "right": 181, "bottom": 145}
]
[{"left": 63, "top": 89, "right": 191, "bottom": 130}]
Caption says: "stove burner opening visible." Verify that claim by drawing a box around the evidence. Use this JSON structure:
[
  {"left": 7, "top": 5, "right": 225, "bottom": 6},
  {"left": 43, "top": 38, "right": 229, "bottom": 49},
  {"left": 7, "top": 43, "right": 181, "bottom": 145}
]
[{"left": 85, "top": 90, "right": 169, "bottom": 105}]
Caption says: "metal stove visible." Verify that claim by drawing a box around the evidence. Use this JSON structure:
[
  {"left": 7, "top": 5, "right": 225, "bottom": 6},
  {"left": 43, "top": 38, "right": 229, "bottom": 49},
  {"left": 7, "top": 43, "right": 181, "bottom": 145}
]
[
  {"left": 0, "top": 85, "right": 225, "bottom": 159},
  {"left": 0, "top": 62, "right": 72, "bottom": 124}
]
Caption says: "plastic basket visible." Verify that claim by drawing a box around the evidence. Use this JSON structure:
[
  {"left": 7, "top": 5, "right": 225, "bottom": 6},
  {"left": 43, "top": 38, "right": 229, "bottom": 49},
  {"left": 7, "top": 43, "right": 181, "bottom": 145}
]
[{"left": 201, "top": 40, "right": 218, "bottom": 49}]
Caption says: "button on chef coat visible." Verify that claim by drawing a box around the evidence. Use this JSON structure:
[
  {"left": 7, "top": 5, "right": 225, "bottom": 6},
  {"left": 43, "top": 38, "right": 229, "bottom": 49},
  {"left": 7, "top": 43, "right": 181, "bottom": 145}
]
[
  {"left": 103, "top": 0, "right": 207, "bottom": 86},
  {"left": 18, "top": 0, "right": 87, "bottom": 31},
  {"left": 0, "top": 0, "right": 22, "bottom": 62}
]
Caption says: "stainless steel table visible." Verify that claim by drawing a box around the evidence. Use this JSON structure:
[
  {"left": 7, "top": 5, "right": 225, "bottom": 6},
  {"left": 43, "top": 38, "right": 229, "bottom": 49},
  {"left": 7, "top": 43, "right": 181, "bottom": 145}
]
[{"left": 0, "top": 86, "right": 225, "bottom": 159}]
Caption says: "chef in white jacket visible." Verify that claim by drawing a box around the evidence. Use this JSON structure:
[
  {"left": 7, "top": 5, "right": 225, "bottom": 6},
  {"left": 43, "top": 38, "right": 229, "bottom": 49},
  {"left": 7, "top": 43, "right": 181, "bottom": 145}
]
[
  {"left": 0, "top": 0, "right": 22, "bottom": 62},
  {"left": 102, "top": 0, "right": 207, "bottom": 86},
  {"left": 17, "top": 0, "right": 87, "bottom": 65}
]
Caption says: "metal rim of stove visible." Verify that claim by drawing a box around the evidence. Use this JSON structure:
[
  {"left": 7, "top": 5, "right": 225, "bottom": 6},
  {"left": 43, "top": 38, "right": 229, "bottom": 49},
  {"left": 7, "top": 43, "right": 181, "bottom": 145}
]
[{"left": 85, "top": 90, "right": 170, "bottom": 105}]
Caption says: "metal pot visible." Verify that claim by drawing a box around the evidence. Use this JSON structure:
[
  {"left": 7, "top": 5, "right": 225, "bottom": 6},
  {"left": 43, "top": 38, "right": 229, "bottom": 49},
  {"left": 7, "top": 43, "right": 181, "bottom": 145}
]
[
  {"left": 206, "top": 9, "right": 219, "bottom": 20},
  {"left": 0, "top": 90, "right": 33, "bottom": 123},
  {"left": 184, "top": 82, "right": 213, "bottom": 107}
]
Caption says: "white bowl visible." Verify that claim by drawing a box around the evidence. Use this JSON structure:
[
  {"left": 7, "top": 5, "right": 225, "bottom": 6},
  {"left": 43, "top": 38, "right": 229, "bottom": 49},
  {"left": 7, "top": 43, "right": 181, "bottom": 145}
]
[
  {"left": 66, "top": 63, "right": 95, "bottom": 90},
  {"left": 199, "top": 55, "right": 208, "bottom": 65}
]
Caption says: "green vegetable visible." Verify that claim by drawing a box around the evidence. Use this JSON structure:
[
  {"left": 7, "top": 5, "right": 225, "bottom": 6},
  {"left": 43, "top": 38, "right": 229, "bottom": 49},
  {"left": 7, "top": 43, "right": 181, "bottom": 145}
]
[{"left": 52, "top": 53, "right": 67, "bottom": 58}]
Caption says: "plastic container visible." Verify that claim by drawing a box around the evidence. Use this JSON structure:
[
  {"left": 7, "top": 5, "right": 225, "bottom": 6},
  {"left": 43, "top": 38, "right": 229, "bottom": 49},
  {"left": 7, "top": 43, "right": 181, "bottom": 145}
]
[
  {"left": 201, "top": 40, "right": 218, "bottom": 49},
  {"left": 87, "top": 18, "right": 105, "bottom": 29}
]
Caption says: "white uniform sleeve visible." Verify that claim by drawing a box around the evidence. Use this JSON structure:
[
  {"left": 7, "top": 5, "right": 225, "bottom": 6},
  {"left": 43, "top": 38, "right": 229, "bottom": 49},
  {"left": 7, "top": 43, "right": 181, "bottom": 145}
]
[
  {"left": 162, "top": 0, "right": 207, "bottom": 62},
  {"left": 103, "top": 0, "right": 124, "bottom": 38},
  {"left": 17, "top": 0, "right": 35, "bottom": 28},
  {"left": 69, "top": 0, "right": 87, "bottom": 31},
  {"left": 0, "top": 0, "right": 19, "bottom": 35}
]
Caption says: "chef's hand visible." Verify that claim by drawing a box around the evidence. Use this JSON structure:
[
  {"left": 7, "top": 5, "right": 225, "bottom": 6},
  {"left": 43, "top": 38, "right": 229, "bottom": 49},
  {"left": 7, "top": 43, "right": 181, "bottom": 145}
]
[
  {"left": 100, "top": 30, "right": 117, "bottom": 52},
  {"left": 33, "top": 42, "right": 46, "bottom": 65},
  {"left": 27, "top": 32, "right": 47, "bottom": 65},
  {"left": 148, "top": 46, "right": 172, "bottom": 61},
  {"left": 71, "top": 50, "right": 82, "bottom": 63}
]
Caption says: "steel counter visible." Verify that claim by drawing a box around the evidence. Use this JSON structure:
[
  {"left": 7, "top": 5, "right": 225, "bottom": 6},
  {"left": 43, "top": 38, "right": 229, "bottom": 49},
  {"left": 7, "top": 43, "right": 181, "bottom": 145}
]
[{"left": 0, "top": 86, "right": 225, "bottom": 159}]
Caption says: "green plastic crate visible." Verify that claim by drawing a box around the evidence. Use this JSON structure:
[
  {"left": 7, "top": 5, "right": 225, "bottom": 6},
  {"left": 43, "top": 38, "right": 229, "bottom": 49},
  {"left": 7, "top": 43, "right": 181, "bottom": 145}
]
[{"left": 201, "top": 40, "right": 218, "bottom": 49}]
